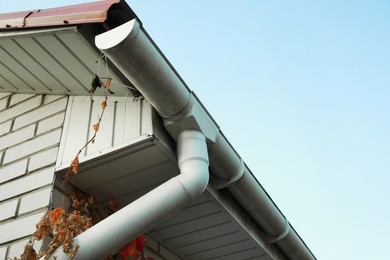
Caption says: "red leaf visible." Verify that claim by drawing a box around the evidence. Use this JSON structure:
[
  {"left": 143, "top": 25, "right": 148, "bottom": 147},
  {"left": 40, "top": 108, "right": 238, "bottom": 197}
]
[
  {"left": 120, "top": 234, "right": 146, "bottom": 260},
  {"left": 135, "top": 234, "right": 146, "bottom": 254}
]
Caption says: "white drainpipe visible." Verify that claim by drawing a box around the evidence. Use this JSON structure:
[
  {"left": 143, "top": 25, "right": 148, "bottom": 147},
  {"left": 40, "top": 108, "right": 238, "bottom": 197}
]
[
  {"left": 50, "top": 130, "right": 209, "bottom": 259},
  {"left": 95, "top": 19, "right": 315, "bottom": 260}
]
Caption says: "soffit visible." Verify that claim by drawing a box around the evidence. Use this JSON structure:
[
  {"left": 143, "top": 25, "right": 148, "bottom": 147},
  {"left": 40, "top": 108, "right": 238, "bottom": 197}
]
[
  {"left": 0, "top": 26, "right": 132, "bottom": 96},
  {"left": 62, "top": 134, "right": 273, "bottom": 260}
]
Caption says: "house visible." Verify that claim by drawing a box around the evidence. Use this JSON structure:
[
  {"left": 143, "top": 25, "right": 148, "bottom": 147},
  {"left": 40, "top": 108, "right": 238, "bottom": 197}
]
[{"left": 0, "top": 1, "right": 316, "bottom": 259}]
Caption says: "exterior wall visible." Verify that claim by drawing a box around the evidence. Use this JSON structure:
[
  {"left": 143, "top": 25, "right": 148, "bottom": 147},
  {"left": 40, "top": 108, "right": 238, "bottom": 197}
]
[
  {"left": 0, "top": 93, "right": 178, "bottom": 260},
  {"left": 0, "top": 93, "right": 67, "bottom": 259},
  {"left": 56, "top": 95, "right": 154, "bottom": 170}
]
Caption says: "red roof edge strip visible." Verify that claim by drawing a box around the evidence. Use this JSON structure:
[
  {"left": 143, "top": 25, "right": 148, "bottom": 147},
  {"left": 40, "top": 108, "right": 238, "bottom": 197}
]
[{"left": 0, "top": 0, "right": 120, "bottom": 30}]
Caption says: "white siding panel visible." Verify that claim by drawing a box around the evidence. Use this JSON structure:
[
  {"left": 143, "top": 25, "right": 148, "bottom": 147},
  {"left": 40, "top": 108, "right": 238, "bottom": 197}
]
[
  {"left": 0, "top": 95, "right": 41, "bottom": 124},
  {"left": 0, "top": 124, "right": 35, "bottom": 151},
  {"left": 13, "top": 97, "right": 67, "bottom": 129},
  {"left": 44, "top": 94, "right": 65, "bottom": 105},
  {"left": 0, "top": 93, "right": 64, "bottom": 249},
  {"left": 4, "top": 129, "right": 62, "bottom": 164},
  {"left": 19, "top": 187, "right": 52, "bottom": 214},
  {"left": 29, "top": 147, "right": 59, "bottom": 172},
  {"left": 0, "top": 246, "right": 6, "bottom": 260},
  {"left": 0, "top": 95, "right": 8, "bottom": 110},
  {"left": 0, "top": 167, "right": 54, "bottom": 202},
  {"left": 0, "top": 159, "right": 27, "bottom": 184},
  {"left": 125, "top": 100, "right": 141, "bottom": 141},
  {"left": 86, "top": 98, "right": 114, "bottom": 155},
  {"left": 0, "top": 211, "right": 45, "bottom": 244},
  {"left": 113, "top": 101, "right": 126, "bottom": 146},
  {"left": 36, "top": 112, "right": 65, "bottom": 135},
  {"left": 0, "top": 120, "right": 12, "bottom": 136},
  {"left": 9, "top": 94, "right": 35, "bottom": 106},
  {"left": 0, "top": 199, "right": 18, "bottom": 221},
  {"left": 0, "top": 92, "right": 11, "bottom": 99},
  {"left": 57, "top": 96, "right": 91, "bottom": 166},
  {"left": 57, "top": 97, "right": 150, "bottom": 169}
]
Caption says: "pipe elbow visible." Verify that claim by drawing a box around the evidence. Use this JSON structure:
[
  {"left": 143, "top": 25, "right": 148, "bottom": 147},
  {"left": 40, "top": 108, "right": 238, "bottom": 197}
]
[
  {"left": 176, "top": 130, "right": 209, "bottom": 199},
  {"left": 176, "top": 160, "right": 209, "bottom": 200}
]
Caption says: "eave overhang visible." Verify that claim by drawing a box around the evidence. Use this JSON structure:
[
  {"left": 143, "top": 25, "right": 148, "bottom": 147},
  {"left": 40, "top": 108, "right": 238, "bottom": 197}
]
[{"left": 0, "top": 1, "right": 316, "bottom": 260}]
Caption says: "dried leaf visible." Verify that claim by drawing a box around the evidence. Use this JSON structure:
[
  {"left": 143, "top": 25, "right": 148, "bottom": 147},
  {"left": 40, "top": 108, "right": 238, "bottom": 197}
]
[
  {"left": 34, "top": 214, "right": 50, "bottom": 240},
  {"left": 104, "top": 79, "right": 111, "bottom": 89},
  {"left": 71, "top": 156, "right": 79, "bottom": 174},
  {"left": 93, "top": 123, "right": 100, "bottom": 133},
  {"left": 70, "top": 246, "right": 79, "bottom": 260},
  {"left": 101, "top": 101, "right": 107, "bottom": 109},
  {"left": 20, "top": 244, "right": 37, "bottom": 260},
  {"left": 49, "top": 207, "right": 64, "bottom": 225},
  {"left": 109, "top": 196, "right": 120, "bottom": 212}
]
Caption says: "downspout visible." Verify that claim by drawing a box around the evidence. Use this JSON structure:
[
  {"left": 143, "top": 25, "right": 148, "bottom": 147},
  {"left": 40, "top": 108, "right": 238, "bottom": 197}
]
[
  {"left": 95, "top": 19, "right": 315, "bottom": 260},
  {"left": 50, "top": 130, "right": 209, "bottom": 259}
]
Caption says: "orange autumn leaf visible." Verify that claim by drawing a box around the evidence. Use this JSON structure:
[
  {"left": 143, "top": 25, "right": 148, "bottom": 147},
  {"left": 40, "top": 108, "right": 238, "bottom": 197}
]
[
  {"left": 101, "top": 100, "right": 107, "bottom": 109},
  {"left": 49, "top": 207, "right": 64, "bottom": 225},
  {"left": 71, "top": 156, "right": 79, "bottom": 174},
  {"left": 104, "top": 79, "right": 111, "bottom": 89},
  {"left": 93, "top": 123, "right": 100, "bottom": 133}
]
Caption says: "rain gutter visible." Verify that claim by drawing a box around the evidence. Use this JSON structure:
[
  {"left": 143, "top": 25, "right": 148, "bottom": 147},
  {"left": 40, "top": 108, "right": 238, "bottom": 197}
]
[{"left": 93, "top": 19, "right": 316, "bottom": 260}]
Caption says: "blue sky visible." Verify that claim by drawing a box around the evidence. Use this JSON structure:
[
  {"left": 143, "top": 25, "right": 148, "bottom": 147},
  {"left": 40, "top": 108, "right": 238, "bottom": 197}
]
[{"left": 2, "top": 1, "right": 390, "bottom": 259}]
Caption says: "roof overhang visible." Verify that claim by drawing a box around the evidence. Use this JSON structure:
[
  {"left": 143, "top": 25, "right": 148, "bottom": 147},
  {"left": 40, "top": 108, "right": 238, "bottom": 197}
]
[
  {"left": 0, "top": 1, "right": 315, "bottom": 260},
  {"left": 0, "top": 0, "right": 138, "bottom": 96}
]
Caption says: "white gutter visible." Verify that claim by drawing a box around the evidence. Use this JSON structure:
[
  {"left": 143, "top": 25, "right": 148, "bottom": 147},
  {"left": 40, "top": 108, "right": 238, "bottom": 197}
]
[
  {"left": 50, "top": 130, "right": 209, "bottom": 259},
  {"left": 95, "top": 19, "right": 316, "bottom": 260}
]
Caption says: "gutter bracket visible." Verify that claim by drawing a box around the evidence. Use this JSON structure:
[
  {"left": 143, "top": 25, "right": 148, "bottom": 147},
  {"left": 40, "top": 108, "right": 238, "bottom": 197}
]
[
  {"left": 163, "top": 94, "right": 219, "bottom": 143},
  {"left": 267, "top": 218, "right": 290, "bottom": 244},
  {"left": 212, "top": 158, "right": 245, "bottom": 190}
]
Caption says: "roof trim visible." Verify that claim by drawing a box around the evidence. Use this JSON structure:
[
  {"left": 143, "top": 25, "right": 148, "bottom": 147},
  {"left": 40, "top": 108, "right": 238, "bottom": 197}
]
[{"left": 0, "top": 0, "right": 120, "bottom": 30}]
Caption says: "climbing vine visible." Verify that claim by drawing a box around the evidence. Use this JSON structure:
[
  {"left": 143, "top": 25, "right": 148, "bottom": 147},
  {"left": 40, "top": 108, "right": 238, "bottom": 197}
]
[{"left": 15, "top": 61, "right": 152, "bottom": 260}]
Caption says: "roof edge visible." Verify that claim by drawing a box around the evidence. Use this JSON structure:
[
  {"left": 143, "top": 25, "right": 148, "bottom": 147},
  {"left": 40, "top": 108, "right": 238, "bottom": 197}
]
[{"left": 0, "top": 0, "right": 125, "bottom": 30}]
